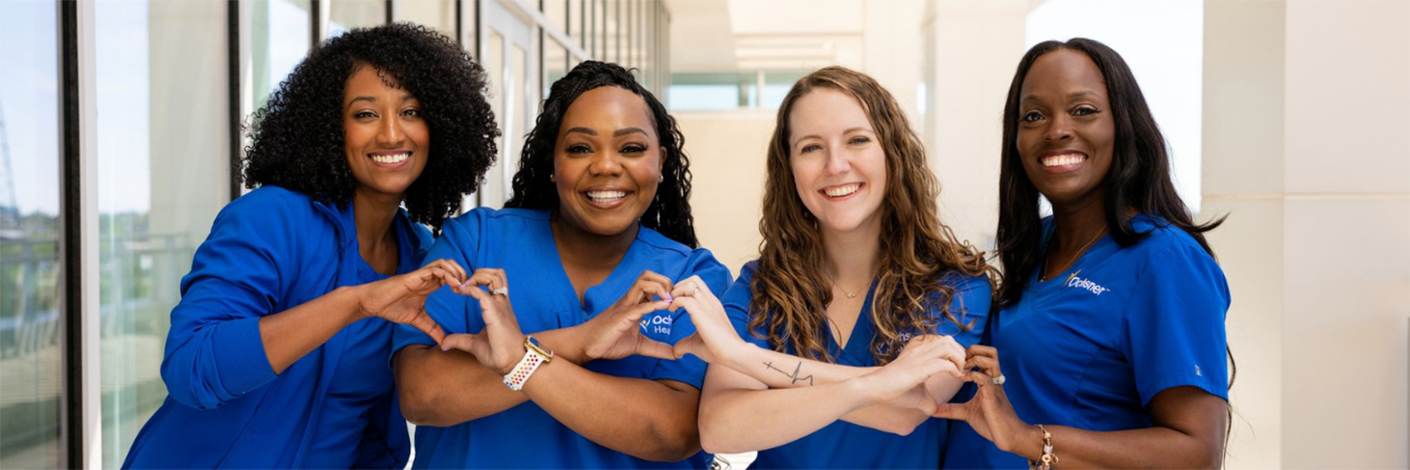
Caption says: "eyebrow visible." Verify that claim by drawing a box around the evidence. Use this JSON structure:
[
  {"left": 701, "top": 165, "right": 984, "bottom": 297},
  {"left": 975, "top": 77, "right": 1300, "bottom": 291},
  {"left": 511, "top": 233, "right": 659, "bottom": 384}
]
[
  {"left": 565, "top": 127, "right": 650, "bottom": 137},
  {"left": 1021, "top": 90, "right": 1099, "bottom": 103},
  {"left": 345, "top": 94, "right": 417, "bottom": 108},
  {"left": 791, "top": 127, "right": 872, "bottom": 148}
]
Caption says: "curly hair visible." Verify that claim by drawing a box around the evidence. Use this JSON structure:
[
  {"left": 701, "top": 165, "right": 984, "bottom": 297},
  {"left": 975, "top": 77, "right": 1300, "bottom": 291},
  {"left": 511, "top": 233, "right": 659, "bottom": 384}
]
[
  {"left": 242, "top": 22, "right": 498, "bottom": 233},
  {"left": 503, "top": 61, "right": 698, "bottom": 248},
  {"left": 751, "top": 66, "right": 993, "bottom": 365}
]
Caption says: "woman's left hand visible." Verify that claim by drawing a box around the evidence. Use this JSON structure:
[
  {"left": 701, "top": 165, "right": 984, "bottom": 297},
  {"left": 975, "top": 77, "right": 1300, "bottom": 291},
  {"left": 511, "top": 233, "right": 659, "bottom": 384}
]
[
  {"left": 575, "top": 270, "right": 676, "bottom": 361},
  {"left": 932, "top": 345, "right": 1032, "bottom": 453},
  {"left": 356, "top": 258, "right": 468, "bottom": 344},
  {"left": 667, "top": 275, "right": 747, "bottom": 365},
  {"left": 439, "top": 269, "right": 527, "bottom": 375}
]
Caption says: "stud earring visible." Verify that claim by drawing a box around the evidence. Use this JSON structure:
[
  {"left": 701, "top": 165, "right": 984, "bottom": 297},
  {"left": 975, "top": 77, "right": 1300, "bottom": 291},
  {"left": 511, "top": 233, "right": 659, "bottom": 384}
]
[
  {"left": 549, "top": 173, "right": 556, "bottom": 182},
  {"left": 658, "top": 174, "right": 664, "bottom": 182}
]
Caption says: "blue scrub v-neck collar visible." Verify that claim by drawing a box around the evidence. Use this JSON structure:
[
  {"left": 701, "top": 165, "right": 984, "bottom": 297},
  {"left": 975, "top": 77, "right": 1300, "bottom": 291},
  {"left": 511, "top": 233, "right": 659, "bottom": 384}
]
[
  {"left": 825, "top": 280, "right": 880, "bottom": 365},
  {"left": 538, "top": 215, "right": 645, "bottom": 316}
]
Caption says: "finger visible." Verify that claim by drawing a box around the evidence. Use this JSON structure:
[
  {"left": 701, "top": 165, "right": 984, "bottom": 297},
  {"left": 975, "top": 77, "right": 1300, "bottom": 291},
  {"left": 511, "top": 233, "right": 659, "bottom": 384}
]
[
  {"left": 637, "top": 270, "right": 675, "bottom": 297},
  {"left": 427, "top": 259, "right": 467, "bottom": 285},
  {"left": 440, "top": 333, "right": 474, "bottom": 352},
  {"left": 622, "top": 300, "right": 671, "bottom": 323},
  {"left": 669, "top": 275, "right": 705, "bottom": 298},
  {"left": 673, "top": 334, "right": 703, "bottom": 360},
  {"left": 441, "top": 259, "right": 469, "bottom": 284},
  {"left": 457, "top": 270, "right": 502, "bottom": 293},
  {"left": 932, "top": 402, "right": 970, "bottom": 420},
  {"left": 966, "top": 344, "right": 999, "bottom": 360},
  {"left": 967, "top": 370, "right": 997, "bottom": 391},
  {"left": 410, "top": 313, "right": 447, "bottom": 345},
  {"left": 635, "top": 337, "right": 676, "bottom": 360},
  {"left": 963, "top": 355, "right": 1002, "bottom": 377},
  {"left": 629, "top": 277, "right": 675, "bottom": 306},
  {"left": 668, "top": 294, "right": 703, "bottom": 316}
]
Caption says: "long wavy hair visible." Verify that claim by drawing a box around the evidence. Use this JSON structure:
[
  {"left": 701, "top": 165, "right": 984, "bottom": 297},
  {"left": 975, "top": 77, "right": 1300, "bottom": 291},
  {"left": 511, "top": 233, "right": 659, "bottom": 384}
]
[
  {"left": 995, "top": 38, "right": 1225, "bottom": 308},
  {"left": 503, "top": 61, "right": 697, "bottom": 248},
  {"left": 750, "top": 66, "right": 991, "bottom": 364},
  {"left": 242, "top": 23, "right": 498, "bottom": 233}
]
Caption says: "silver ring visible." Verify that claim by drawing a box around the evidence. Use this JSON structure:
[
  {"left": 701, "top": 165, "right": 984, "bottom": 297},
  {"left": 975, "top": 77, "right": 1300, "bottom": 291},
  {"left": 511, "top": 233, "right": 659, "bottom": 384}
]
[
  {"left": 992, "top": 374, "right": 1006, "bottom": 386},
  {"left": 491, "top": 286, "right": 508, "bottom": 296}
]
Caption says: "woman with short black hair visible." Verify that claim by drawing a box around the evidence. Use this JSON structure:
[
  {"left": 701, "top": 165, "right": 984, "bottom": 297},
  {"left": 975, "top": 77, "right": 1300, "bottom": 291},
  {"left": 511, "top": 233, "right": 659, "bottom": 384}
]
[{"left": 123, "top": 23, "right": 496, "bottom": 469}]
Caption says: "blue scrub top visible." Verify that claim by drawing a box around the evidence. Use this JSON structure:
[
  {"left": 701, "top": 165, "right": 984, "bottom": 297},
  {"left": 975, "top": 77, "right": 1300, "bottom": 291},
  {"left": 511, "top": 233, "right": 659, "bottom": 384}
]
[
  {"left": 943, "top": 215, "right": 1231, "bottom": 469},
  {"left": 123, "top": 186, "right": 429, "bottom": 469},
  {"left": 392, "top": 207, "right": 732, "bottom": 469},
  {"left": 722, "top": 261, "right": 992, "bottom": 470}
]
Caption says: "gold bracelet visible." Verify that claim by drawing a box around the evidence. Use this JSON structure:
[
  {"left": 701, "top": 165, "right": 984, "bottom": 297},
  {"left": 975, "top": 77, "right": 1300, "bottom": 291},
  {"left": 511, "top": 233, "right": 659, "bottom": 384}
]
[{"left": 1027, "top": 424, "right": 1058, "bottom": 470}]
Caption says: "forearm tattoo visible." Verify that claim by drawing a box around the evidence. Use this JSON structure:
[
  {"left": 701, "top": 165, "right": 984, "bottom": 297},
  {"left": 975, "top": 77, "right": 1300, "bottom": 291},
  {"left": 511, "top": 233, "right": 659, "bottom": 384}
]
[{"left": 764, "top": 361, "right": 815, "bottom": 386}]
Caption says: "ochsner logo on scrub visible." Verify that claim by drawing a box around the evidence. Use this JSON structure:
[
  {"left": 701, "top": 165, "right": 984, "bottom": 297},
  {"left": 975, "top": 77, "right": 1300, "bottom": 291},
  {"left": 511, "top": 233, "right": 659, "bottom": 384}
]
[
  {"left": 640, "top": 314, "right": 672, "bottom": 336},
  {"left": 1064, "top": 270, "right": 1110, "bottom": 296}
]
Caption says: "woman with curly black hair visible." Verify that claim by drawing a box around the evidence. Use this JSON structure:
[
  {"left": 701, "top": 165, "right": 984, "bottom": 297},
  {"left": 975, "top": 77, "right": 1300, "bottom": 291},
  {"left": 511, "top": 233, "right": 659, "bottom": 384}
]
[
  {"left": 392, "top": 61, "right": 731, "bottom": 468},
  {"left": 122, "top": 24, "right": 497, "bottom": 469}
]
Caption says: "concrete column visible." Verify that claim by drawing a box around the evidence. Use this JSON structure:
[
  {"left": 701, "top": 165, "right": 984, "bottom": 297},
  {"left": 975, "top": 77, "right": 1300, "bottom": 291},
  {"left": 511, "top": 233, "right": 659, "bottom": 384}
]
[
  {"left": 1279, "top": 1, "right": 1410, "bottom": 467},
  {"left": 1200, "top": 1, "right": 1285, "bottom": 468},
  {"left": 862, "top": 0, "right": 923, "bottom": 127},
  {"left": 921, "top": 0, "right": 1041, "bottom": 250}
]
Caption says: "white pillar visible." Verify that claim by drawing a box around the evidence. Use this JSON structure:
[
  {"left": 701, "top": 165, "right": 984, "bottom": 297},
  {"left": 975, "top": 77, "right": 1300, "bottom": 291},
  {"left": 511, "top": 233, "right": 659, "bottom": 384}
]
[{"left": 921, "top": 0, "right": 1042, "bottom": 250}]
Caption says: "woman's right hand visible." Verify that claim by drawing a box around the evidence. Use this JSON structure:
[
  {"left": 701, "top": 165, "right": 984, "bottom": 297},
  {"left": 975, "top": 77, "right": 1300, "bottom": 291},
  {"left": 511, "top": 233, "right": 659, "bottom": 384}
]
[
  {"left": 575, "top": 270, "right": 676, "bottom": 361},
  {"left": 356, "top": 258, "right": 467, "bottom": 344},
  {"left": 438, "top": 269, "right": 526, "bottom": 375},
  {"left": 857, "top": 334, "right": 965, "bottom": 403},
  {"left": 668, "top": 275, "right": 748, "bottom": 365}
]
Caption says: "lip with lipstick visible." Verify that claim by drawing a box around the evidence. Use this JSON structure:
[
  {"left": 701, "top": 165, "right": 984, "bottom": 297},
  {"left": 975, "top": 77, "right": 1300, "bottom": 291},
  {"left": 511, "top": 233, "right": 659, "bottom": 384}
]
[
  {"left": 581, "top": 186, "right": 634, "bottom": 209},
  {"left": 367, "top": 150, "right": 413, "bottom": 169},
  {"left": 819, "top": 182, "right": 864, "bottom": 201},
  {"left": 1038, "top": 150, "right": 1088, "bottom": 173}
]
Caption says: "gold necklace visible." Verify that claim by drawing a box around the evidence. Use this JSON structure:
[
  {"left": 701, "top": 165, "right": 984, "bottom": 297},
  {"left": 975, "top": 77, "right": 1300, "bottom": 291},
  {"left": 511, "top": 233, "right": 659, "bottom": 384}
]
[
  {"left": 832, "top": 277, "right": 871, "bottom": 299},
  {"left": 1041, "top": 227, "right": 1107, "bottom": 282}
]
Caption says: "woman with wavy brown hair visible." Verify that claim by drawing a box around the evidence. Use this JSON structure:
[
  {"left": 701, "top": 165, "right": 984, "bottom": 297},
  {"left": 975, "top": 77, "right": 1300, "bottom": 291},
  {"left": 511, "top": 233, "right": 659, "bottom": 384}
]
[{"left": 666, "top": 66, "right": 992, "bottom": 469}]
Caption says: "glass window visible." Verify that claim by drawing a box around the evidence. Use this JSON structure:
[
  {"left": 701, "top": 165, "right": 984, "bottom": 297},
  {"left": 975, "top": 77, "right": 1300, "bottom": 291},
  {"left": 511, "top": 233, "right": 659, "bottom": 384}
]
[
  {"left": 545, "top": 39, "right": 569, "bottom": 97},
  {"left": 94, "top": 0, "right": 230, "bottom": 466},
  {"left": 0, "top": 1, "right": 63, "bottom": 467},
  {"left": 570, "top": 0, "right": 584, "bottom": 52},
  {"left": 251, "top": 0, "right": 312, "bottom": 109},
  {"left": 399, "top": 0, "right": 457, "bottom": 37},
  {"left": 544, "top": 0, "right": 568, "bottom": 37},
  {"left": 329, "top": 0, "right": 386, "bottom": 38}
]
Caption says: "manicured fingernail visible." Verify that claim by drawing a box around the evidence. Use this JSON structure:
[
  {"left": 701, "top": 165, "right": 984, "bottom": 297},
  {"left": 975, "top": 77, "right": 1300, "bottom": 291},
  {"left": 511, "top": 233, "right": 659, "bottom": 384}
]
[
  {"left": 441, "top": 344, "right": 450, "bottom": 351},
  {"left": 459, "top": 280, "right": 471, "bottom": 288},
  {"left": 664, "top": 294, "right": 674, "bottom": 303}
]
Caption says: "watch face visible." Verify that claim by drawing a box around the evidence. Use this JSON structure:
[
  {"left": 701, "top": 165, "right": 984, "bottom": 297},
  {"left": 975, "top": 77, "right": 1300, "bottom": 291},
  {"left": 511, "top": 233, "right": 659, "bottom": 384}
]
[{"left": 527, "top": 336, "right": 554, "bottom": 358}]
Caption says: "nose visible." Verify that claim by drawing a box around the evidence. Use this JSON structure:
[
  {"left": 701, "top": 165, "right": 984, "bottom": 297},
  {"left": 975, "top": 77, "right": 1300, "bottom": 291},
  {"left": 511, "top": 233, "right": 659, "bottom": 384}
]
[
  {"left": 1043, "top": 113, "right": 1073, "bottom": 143},
  {"left": 587, "top": 149, "right": 624, "bottom": 176},
  {"left": 823, "top": 147, "right": 851, "bottom": 176},
  {"left": 376, "top": 115, "right": 404, "bottom": 146}
]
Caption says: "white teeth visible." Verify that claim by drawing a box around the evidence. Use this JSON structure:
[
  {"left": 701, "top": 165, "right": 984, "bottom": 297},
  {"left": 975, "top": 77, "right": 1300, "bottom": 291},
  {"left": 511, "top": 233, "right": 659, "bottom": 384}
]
[
  {"left": 586, "top": 190, "right": 627, "bottom": 202},
  {"left": 823, "top": 183, "right": 861, "bottom": 197},
  {"left": 1042, "top": 153, "right": 1085, "bottom": 167},
  {"left": 370, "top": 152, "right": 410, "bottom": 164}
]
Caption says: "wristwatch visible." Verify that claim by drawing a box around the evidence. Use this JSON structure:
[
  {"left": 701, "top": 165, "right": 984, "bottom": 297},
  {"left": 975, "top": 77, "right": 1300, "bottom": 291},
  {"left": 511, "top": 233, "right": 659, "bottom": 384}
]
[{"left": 503, "top": 336, "right": 554, "bottom": 391}]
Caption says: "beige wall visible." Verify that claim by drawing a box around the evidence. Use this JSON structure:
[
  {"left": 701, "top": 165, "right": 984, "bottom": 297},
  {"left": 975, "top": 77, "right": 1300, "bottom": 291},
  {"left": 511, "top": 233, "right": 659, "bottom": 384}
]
[{"left": 678, "top": 111, "right": 775, "bottom": 276}]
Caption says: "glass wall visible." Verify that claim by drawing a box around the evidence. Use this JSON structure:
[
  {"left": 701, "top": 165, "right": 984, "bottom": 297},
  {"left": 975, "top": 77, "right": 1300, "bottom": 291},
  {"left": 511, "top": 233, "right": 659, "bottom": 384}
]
[
  {"left": 11, "top": 1, "right": 670, "bottom": 466},
  {"left": 93, "top": 0, "right": 230, "bottom": 466},
  {"left": 0, "top": 1, "right": 63, "bottom": 468}
]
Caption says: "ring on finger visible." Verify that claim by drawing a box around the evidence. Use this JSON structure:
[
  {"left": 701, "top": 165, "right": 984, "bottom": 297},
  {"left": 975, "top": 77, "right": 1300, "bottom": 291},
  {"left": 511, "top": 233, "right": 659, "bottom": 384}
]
[
  {"left": 491, "top": 286, "right": 508, "bottom": 296},
  {"left": 992, "top": 374, "right": 1006, "bottom": 386}
]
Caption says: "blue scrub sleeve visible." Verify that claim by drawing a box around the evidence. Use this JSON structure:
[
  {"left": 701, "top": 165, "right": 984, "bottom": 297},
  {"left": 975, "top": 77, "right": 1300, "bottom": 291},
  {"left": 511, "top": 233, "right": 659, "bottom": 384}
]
[
  {"left": 392, "top": 214, "right": 482, "bottom": 357},
  {"left": 1123, "top": 243, "right": 1231, "bottom": 405},
  {"left": 648, "top": 251, "right": 734, "bottom": 389},
  {"left": 935, "top": 274, "right": 993, "bottom": 348},
  {"left": 160, "top": 193, "right": 310, "bottom": 410}
]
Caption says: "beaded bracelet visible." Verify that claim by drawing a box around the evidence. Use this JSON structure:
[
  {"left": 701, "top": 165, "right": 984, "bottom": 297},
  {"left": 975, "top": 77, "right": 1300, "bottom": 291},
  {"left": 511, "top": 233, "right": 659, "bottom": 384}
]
[{"left": 1027, "top": 424, "right": 1058, "bottom": 470}]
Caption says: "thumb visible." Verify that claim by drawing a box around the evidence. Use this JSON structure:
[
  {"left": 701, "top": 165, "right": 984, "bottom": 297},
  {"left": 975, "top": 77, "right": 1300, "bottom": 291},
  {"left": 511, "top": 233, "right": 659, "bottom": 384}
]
[
  {"left": 932, "top": 402, "right": 968, "bottom": 420},
  {"left": 635, "top": 337, "right": 676, "bottom": 360},
  {"left": 440, "top": 333, "right": 475, "bottom": 353}
]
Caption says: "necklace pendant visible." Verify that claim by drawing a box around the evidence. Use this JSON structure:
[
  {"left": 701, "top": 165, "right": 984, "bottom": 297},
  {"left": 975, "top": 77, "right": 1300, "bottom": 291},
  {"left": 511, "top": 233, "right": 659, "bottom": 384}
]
[{"left": 846, "top": 292, "right": 857, "bottom": 299}]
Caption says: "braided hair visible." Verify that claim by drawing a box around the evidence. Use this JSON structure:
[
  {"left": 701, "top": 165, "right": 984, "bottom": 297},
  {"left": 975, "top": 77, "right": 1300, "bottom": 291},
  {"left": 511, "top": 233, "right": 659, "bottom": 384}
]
[{"left": 503, "top": 61, "right": 698, "bottom": 248}]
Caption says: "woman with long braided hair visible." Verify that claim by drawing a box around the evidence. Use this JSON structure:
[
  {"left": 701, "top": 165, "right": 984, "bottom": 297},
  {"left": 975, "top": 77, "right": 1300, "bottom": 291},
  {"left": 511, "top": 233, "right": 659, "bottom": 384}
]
[{"left": 392, "top": 61, "right": 730, "bottom": 468}]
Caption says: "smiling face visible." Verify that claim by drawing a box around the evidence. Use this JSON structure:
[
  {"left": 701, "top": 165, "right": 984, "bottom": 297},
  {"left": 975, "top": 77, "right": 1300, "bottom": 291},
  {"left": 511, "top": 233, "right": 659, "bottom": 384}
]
[
  {"left": 553, "top": 86, "right": 662, "bottom": 237},
  {"left": 342, "top": 64, "right": 429, "bottom": 200},
  {"left": 787, "top": 88, "right": 887, "bottom": 236},
  {"left": 1015, "top": 48, "right": 1116, "bottom": 208}
]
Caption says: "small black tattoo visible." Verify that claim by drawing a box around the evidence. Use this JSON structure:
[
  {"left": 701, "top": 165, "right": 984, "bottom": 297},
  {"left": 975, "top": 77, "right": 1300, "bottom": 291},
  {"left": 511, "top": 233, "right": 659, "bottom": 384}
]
[{"left": 764, "top": 361, "right": 815, "bottom": 386}]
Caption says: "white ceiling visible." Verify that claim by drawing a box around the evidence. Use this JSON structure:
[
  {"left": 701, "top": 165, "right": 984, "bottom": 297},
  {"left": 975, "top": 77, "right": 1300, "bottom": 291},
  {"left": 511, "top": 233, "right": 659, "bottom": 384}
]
[{"left": 667, "top": 0, "right": 865, "bottom": 72}]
